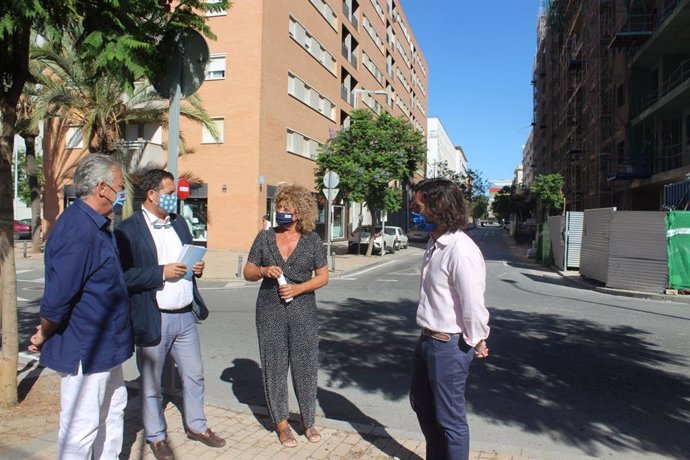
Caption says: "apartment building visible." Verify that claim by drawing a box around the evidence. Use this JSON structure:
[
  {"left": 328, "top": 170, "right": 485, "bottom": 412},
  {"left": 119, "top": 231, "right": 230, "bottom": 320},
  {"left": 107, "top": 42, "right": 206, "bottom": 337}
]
[
  {"left": 531, "top": 0, "right": 690, "bottom": 211},
  {"left": 43, "top": 0, "right": 428, "bottom": 250},
  {"left": 426, "top": 117, "right": 463, "bottom": 178}
]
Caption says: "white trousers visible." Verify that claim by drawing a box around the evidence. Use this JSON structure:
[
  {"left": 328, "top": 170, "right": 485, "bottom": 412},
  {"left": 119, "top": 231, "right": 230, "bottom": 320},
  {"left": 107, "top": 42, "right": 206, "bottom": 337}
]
[{"left": 58, "top": 363, "right": 127, "bottom": 460}]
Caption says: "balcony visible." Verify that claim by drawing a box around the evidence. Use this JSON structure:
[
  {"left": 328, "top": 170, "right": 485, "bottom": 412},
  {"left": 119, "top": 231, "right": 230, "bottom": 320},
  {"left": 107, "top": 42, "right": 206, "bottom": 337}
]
[
  {"left": 340, "top": 86, "right": 354, "bottom": 106},
  {"left": 342, "top": 3, "right": 359, "bottom": 29},
  {"left": 341, "top": 44, "right": 358, "bottom": 68},
  {"left": 633, "top": 59, "right": 690, "bottom": 119},
  {"left": 607, "top": 156, "right": 653, "bottom": 181},
  {"left": 655, "top": 143, "right": 686, "bottom": 173},
  {"left": 609, "top": 14, "right": 655, "bottom": 48}
]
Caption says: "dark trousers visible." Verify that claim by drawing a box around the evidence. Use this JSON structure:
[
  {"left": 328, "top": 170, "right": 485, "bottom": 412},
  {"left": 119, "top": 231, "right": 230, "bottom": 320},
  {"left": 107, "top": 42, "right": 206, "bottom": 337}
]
[{"left": 410, "top": 333, "right": 474, "bottom": 460}]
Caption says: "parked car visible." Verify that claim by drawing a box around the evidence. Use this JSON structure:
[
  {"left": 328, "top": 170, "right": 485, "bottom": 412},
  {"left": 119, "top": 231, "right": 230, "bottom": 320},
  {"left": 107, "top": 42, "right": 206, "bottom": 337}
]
[
  {"left": 384, "top": 226, "right": 408, "bottom": 250},
  {"left": 408, "top": 226, "right": 431, "bottom": 242},
  {"left": 348, "top": 225, "right": 396, "bottom": 254},
  {"left": 13, "top": 220, "right": 31, "bottom": 240}
]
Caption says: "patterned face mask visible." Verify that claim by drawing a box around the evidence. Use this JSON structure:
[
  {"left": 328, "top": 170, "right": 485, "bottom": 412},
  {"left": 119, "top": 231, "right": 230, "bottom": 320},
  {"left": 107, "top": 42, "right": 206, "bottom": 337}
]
[{"left": 155, "top": 191, "right": 178, "bottom": 214}]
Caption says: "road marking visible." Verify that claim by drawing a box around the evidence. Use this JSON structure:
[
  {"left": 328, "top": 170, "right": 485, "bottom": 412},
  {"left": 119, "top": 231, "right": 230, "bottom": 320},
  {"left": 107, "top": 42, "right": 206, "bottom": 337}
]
[
  {"left": 18, "top": 297, "right": 30, "bottom": 302},
  {"left": 200, "top": 284, "right": 251, "bottom": 290},
  {"left": 377, "top": 279, "right": 399, "bottom": 282},
  {"left": 16, "top": 269, "right": 32, "bottom": 275},
  {"left": 17, "top": 278, "right": 45, "bottom": 284},
  {"left": 343, "top": 260, "right": 397, "bottom": 278}
]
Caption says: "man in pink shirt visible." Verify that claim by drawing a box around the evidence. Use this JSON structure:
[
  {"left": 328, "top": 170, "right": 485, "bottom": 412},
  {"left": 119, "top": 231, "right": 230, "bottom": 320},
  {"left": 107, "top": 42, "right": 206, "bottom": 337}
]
[{"left": 409, "top": 178, "right": 490, "bottom": 460}]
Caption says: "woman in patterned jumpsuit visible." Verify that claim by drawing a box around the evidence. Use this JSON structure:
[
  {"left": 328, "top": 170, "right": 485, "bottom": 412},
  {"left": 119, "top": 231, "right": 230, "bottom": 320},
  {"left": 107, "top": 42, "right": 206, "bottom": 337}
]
[{"left": 244, "top": 184, "right": 329, "bottom": 447}]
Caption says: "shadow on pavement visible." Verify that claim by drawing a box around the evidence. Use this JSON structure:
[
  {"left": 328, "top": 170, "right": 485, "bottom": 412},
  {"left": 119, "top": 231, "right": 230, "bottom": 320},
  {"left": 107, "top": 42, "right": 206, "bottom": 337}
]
[
  {"left": 318, "top": 297, "right": 419, "bottom": 402},
  {"left": 220, "top": 358, "right": 271, "bottom": 430},
  {"left": 317, "top": 387, "right": 420, "bottom": 459},
  {"left": 219, "top": 358, "right": 416, "bottom": 458},
  {"left": 472, "top": 308, "right": 690, "bottom": 458}
]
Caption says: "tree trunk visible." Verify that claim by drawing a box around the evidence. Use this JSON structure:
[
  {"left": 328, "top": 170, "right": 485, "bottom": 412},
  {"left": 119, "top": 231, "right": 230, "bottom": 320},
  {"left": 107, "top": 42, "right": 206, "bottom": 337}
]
[
  {"left": 0, "top": 99, "right": 20, "bottom": 408},
  {"left": 0, "top": 19, "right": 29, "bottom": 406},
  {"left": 365, "top": 208, "right": 376, "bottom": 257},
  {"left": 24, "top": 135, "right": 42, "bottom": 252}
]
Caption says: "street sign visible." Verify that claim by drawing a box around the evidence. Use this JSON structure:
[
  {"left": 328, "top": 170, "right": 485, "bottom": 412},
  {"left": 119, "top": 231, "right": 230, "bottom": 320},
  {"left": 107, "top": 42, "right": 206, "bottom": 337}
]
[
  {"left": 322, "top": 188, "right": 339, "bottom": 202},
  {"left": 323, "top": 171, "right": 340, "bottom": 189},
  {"left": 177, "top": 178, "right": 191, "bottom": 200}
]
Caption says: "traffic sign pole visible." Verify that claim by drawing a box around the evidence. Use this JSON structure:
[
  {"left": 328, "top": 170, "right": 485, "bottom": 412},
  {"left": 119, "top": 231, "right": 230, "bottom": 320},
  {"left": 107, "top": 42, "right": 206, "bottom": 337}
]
[{"left": 322, "top": 171, "right": 340, "bottom": 271}]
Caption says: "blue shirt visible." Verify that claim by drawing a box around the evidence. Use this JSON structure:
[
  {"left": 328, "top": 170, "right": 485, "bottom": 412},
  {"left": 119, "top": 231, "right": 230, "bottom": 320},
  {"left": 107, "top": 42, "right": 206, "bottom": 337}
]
[{"left": 39, "top": 199, "right": 133, "bottom": 374}]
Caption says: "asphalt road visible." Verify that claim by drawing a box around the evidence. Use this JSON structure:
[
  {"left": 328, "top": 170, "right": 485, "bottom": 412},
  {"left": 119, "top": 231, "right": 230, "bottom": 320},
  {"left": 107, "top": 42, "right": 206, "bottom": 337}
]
[{"left": 14, "top": 227, "right": 690, "bottom": 459}]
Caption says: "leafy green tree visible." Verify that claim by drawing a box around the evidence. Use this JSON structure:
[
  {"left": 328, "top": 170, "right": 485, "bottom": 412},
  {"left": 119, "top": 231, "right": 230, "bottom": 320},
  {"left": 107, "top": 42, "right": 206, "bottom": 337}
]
[
  {"left": 30, "top": 30, "right": 221, "bottom": 155},
  {"left": 429, "top": 160, "right": 463, "bottom": 184},
  {"left": 315, "top": 109, "right": 425, "bottom": 256},
  {"left": 491, "top": 186, "right": 513, "bottom": 222},
  {"left": 0, "top": 0, "right": 228, "bottom": 408},
  {"left": 471, "top": 195, "right": 489, "bottom": 220},
  {"left": 531, "top": 173, "right": 564, "bottom": 219},
  {"left": 491, "top": 185, "right": 534, "bottom": 223}
]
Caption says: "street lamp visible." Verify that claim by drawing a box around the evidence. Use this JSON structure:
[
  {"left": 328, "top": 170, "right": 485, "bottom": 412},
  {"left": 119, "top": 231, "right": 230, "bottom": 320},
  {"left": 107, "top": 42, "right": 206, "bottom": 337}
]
[{"left": 352, "top": 88, "right": 388, "bottom": 110}]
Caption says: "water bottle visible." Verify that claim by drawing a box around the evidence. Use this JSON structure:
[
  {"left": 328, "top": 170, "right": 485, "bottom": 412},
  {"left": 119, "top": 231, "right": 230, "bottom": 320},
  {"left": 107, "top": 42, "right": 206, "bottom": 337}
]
[{"left": 277, "top": 273, "right": 293, "bottom": 303}]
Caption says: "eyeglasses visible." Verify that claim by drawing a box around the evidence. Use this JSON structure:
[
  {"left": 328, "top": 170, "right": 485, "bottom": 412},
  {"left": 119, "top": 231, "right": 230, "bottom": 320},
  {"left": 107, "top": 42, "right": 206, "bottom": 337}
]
[{"left": 105, "top": 183, "right": 125, "bottom": 193}]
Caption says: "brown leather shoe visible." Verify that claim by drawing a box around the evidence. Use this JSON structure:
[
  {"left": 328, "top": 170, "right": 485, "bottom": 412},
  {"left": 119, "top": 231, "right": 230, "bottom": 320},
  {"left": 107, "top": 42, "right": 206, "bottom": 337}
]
[
  {"left": 186, "top": 428, "right": 226, "bottom": 448},
  {"left": 148, "top": 439, "right": 175, "bottom": 460}
]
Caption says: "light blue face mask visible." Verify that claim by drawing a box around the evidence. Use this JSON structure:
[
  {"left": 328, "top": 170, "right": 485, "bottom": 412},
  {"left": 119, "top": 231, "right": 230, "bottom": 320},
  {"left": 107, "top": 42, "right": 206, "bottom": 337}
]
[
  {"left": 113, "top": 190, "right": 128, "bottom": 207},
  {"left": 411, "top": 211, "right": 436, "bottom": 232},
  {"left": 155, "top": 191, "right": 178, "bottom": 214},
  {"left": 106, "top": 184, "right": 128, "bottom": 207}
]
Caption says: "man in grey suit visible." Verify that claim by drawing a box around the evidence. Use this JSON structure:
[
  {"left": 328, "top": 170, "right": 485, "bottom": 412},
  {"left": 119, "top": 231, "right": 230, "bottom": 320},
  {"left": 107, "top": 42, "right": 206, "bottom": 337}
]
[{"left": 115, "top": 169, "right": 225, "bottom": 460}]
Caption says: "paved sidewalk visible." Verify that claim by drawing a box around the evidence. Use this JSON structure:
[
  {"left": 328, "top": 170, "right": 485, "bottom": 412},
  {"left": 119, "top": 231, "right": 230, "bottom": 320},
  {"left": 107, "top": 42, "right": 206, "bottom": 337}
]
[{"left": 4, "top": 357, "right": 530, "bottom": 460}]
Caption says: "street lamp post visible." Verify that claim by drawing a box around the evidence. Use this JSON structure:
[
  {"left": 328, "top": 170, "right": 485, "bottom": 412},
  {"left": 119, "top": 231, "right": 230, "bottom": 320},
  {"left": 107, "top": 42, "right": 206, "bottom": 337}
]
[{"left": 352, "top": 88, "right": 388, "bottom": 110}]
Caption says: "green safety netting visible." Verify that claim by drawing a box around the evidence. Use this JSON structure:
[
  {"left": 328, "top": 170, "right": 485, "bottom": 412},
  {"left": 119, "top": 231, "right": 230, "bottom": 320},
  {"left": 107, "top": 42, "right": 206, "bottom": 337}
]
[{"left": 666, "top": 211, "right": 690, "bottom": 290}]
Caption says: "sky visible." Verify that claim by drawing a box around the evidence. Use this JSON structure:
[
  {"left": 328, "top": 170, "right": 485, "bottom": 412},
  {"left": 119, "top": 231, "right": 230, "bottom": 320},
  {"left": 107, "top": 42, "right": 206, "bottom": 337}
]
[{"left": 401, "top": 0, "right": 542, "bottom": 182}]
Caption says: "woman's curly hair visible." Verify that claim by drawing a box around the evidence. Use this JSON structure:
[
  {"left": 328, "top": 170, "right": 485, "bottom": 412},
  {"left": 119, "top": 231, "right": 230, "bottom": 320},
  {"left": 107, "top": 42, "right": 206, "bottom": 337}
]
[
  {"left": 275, "top": 184, "right": 319, "bottom": 233},
  {"left": 413, "top": 178, "right": 468, "bottom": 232}
]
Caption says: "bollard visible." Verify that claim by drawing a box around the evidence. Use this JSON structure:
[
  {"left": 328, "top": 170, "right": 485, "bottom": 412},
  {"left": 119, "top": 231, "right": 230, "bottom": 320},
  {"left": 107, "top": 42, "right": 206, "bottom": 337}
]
[
  {"left": 330, "top": 248, "right": 336, "bottom": 272},
  {"left": 236, "top": 255, "right": 243, "bottom": 277},
  {"left": 23, "top": 241, "right": 28, "bottom": 258}
]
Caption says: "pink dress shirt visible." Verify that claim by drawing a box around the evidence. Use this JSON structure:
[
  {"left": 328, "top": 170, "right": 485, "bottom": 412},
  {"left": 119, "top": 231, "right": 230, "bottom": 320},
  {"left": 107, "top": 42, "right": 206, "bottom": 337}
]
[{"left": 417, "top": 229, "right": 490, "bottom": 347}]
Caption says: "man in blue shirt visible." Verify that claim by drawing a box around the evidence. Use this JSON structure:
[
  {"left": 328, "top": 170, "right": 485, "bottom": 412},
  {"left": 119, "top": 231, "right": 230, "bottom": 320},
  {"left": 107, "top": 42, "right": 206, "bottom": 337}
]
[{"left": 29, "top": 153, "right": 133, "bottom": 459}]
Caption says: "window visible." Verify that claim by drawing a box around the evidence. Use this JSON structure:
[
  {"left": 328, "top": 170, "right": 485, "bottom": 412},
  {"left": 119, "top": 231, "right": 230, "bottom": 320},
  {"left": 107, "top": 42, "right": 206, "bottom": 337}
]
[
  {"left": 66, "top": 126, "right": 84, "bottom": 149},
  {"left": 309, "top": 0, "right": 337, "bottom": 29},
  {"left": 287, "top": 129, "right": 322, "bottom": 159},
  {"left": 288, "top": 16, "right": 337, "bottom": 75},
  {"left": 205, "top": 0, "right": 227, "bottom": 17},
  {"left": 206, "top": 54, "right": 226, "bottom": 80},
  {"left": 288, "top": 73, "right": 336, "bottom": 121},
  {"left": 362, "top": 14, "right": 384, "bottom": 52},
  {"left": 202, "top": 117, "right": 224, "bottom": 143},
  {"left": 362, "top": 51, "right": 383, "bottom": 84}
]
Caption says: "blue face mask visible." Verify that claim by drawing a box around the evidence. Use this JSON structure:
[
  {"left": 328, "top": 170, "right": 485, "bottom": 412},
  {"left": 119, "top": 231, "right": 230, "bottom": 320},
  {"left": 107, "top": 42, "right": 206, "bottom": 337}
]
[
  {"left": 411, "top": 211, "right": 436, "bottom": 232},
  {"left": 275, "top": 212, "right": 294, "bottom": 226},
  {"left": 113, "top": 190, "right": 127, "bottom": 207},
  {"left": 155, "top": 191, "right": 178, "bottom": 214},
  {"left": 106, "top": 184, "right": 127, "bottom": 207}
]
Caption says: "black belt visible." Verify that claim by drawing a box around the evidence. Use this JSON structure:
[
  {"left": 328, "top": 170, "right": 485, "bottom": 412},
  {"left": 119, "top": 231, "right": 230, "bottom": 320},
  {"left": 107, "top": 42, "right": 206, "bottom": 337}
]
[
  {"left": 421, "top": 328, "right": 472, "bottom": 352},
  {"left": 160, "top": 304, "right": 193, "bottom": 314}
]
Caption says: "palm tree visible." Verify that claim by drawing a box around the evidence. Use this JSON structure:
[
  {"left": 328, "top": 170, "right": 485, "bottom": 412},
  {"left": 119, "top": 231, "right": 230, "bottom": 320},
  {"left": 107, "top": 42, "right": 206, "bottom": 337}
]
[{"left": 29, "top": 30, "right": 220, "bottom": 156}]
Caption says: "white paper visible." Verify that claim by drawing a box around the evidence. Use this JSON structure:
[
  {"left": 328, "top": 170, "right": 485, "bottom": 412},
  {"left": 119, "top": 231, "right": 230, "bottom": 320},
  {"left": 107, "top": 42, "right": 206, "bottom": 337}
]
[{"left": 177, "top": 244, "right": 207, "bottom": 280}]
